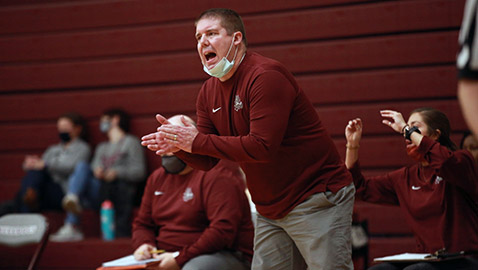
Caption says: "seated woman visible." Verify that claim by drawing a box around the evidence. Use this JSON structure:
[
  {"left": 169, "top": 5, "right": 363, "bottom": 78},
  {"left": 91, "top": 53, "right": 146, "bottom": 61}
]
[
  {"left": 8, "top": 112, "right": 90, "bottom": 214},
  {"left": 50, "top": 108, "right": 146, "bottom": 242},
  {"left": 344, "top": 107, "right": 478, "bottom": 270}
]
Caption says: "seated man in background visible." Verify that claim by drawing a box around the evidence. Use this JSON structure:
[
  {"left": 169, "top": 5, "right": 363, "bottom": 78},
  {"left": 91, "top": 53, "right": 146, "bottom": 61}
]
[
  {"left": 50, "top": 108, "right": 146, "bottom": 241},
  {"left": 133, "top": 115, "right": 254, "bottom": 270}
]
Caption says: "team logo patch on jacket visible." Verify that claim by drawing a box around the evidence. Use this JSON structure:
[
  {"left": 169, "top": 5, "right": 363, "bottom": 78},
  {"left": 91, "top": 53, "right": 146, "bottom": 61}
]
[
  {"left": 183, "top": 187, "right": 194, "bottom": 202},
  {"left": 234, "top": 95, "right": 243, "bottom": 112},
  {"left": 434, "top": 176, "right": 443, "bottom": 185}
]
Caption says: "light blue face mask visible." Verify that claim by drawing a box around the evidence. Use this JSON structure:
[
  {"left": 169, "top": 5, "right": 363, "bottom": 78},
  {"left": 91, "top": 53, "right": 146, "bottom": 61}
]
[
  {"left": 99, "top": 120, "right": 111, "bottom": 133},
  {"left": 202, "top": 34, "right": 238, "bottom": 78}
]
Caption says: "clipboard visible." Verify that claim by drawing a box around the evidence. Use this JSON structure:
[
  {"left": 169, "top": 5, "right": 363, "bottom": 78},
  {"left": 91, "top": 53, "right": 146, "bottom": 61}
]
[
  {"left": 374, "top": 250, "right": 466, "bottom": 263},
  {"left": 97, "top": 251, "right": 179, "bottom": 270},
  {"left": 96, "top": 255, "right": 160, "bottom": 270}
]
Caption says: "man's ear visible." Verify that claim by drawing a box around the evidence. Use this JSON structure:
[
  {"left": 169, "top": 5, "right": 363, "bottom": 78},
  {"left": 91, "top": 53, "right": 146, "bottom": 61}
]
[{"left": 233, "top": 31, "right": 243, "bottom": 45}]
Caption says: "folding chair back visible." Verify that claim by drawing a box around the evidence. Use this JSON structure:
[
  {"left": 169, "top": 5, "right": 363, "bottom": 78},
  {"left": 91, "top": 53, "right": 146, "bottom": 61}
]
[{"left": 0, "top": 214, "right": 49, "bottom": 270}]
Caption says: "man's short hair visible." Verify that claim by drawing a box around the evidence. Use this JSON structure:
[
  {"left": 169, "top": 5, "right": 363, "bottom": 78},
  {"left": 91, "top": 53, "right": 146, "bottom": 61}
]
[{"left": 195, "top": 8, "right": 248, "bottom": 47}]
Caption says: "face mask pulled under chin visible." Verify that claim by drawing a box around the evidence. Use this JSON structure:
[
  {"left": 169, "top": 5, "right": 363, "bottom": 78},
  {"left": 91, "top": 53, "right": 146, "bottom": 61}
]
[
  {"left": 202, "top": 35, "right": 238, "bottom": 78},
  {"left": 161, "top": 155, "right": 187, "bottom": 174}
]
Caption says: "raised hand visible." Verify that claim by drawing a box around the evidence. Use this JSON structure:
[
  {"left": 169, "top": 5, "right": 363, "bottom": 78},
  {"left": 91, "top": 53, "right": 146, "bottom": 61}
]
[
  {"left": 345, "top": 118, "right": 363, "bottom": 147},
  {"left": 380, "top": 110, "right": 407, "bottom": 134}
]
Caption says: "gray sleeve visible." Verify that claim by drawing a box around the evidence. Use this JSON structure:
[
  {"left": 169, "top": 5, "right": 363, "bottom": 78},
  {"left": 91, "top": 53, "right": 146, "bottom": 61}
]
[
  {"left": 41, "top": 145, "right": 57, "bottom": 165},
  {"left": 113, "top": 136, "right": 147, "bottom": 182},
  {"left": 91, "top": 143, "right": 105, "bottom": 171},
  {"left": 42, "top": 140, "right": 91, "bottom": 177}
]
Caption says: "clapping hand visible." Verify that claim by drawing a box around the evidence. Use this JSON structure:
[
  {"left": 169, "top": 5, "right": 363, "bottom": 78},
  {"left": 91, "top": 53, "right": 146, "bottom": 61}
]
[{"left": 141, "top": 114, "right": 180, "bottom": 155}]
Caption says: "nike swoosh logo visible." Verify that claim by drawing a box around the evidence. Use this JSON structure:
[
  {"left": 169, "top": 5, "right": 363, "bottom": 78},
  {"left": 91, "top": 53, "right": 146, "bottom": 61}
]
[
  {"left": 212, "top": 107, "right": 221, "bottom": 113},
  {"left": 411, "top": 186, "right": 421, "bottom": 190},
  {"left": 154, "top": 191, "right": 164, "bottom": 196}
]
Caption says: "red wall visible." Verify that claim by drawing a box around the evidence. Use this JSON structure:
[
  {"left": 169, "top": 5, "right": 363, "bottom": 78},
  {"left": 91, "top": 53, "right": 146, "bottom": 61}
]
[{"left": 0, "top": 0, "right": 468, "bottom": 200}]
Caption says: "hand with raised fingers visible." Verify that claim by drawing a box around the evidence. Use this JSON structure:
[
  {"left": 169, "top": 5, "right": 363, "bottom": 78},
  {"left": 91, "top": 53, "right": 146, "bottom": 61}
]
[
  {"left": 380, "top": 110, "right": 407, "bottom": 134},
  {"left": 345, "top": 118, "right": 363, "bottom": 148}
]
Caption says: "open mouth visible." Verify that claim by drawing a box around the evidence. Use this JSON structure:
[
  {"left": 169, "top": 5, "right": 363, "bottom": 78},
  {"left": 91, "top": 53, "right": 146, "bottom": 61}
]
[{"left": 205, "top": 52, "right": 217, "bottom": 62}]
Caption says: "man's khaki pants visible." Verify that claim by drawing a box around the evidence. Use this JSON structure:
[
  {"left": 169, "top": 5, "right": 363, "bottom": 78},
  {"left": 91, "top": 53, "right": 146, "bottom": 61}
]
[{"left": 252, "top": 183, "right": 355, "bottom": 270}]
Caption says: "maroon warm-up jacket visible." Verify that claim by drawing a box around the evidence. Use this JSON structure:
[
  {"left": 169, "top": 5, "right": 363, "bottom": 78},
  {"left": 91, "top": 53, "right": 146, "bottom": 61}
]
[
  {"left": 176, "top": 51, "right": 353, "bottom": 219},
  {"left": 350, "top": 136, "right": 478, "bottom": 253},
  {"left": 132, "top": 161, "right": 254, "bottom": 267}
]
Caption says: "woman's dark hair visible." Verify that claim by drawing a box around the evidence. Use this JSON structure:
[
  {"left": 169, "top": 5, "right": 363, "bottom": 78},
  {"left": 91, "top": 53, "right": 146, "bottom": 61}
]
[
  {"left": 411, "top": 107, "right": 457, "bottom": 151},
  {"left": 59, "top": 112, "right": 88, "bottom": 141},
  {"left": 103, "top": 108, "right": 130, "bottom": 132}
]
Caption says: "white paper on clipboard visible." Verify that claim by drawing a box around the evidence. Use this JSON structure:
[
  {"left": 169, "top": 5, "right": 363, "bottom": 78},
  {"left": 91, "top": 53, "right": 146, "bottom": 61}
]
[{"left": 374, "top": 253, "right": 434, "bottom": 262}]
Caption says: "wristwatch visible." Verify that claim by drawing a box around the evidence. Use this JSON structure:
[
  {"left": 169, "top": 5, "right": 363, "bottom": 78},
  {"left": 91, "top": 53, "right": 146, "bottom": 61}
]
[{"left": 403, "top": 126, "right": 421, "bottom": 140}]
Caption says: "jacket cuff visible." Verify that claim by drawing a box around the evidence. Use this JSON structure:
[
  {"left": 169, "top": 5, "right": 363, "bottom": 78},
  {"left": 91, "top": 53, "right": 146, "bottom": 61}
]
[
  {"left": 191, "top": 132, "right": 206, "bottom": 154},
  {"left": 174, "top": 249, "right": 189, "bottom": 267},
  {"left": 417, "top": 136, "right": 435, "bottom": 155},
  {"left": 348, "top": 161, "right": 362, "bottom": 177}
]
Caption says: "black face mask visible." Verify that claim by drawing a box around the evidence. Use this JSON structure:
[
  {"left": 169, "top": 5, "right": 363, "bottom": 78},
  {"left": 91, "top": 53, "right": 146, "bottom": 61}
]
[
  {"left": 161, "top": 155, "right": 187, "bottom": 174},
  {"left": 59, "top": 132, "right": 71, "bottom": 143}
]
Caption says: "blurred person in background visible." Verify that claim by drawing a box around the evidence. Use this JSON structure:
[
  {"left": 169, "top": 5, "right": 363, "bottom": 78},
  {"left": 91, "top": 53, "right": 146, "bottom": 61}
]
[
  {"left": 461, "top": 130, "right": 478, "bottom": 163},
  {"left": 50, "top": 108, "right": 146, "bottom": 242},
  {"left": 0, "top": 112, "right": 90, "bottom": 216}
]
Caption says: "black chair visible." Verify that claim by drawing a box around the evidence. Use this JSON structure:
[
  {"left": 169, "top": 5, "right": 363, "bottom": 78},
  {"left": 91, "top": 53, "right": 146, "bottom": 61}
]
[
  {"left": 0, "top": 214, "right": 49, "bottom": 270},
  {"left": 352, "top": 220, "right": 369, "bottom": 270}
]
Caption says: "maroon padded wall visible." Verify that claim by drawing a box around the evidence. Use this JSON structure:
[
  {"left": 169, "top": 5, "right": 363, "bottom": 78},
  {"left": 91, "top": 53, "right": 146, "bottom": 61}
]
[{"left": 0, "top": 0, "right": 467, "bottom": 201}]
